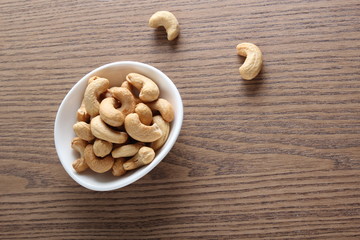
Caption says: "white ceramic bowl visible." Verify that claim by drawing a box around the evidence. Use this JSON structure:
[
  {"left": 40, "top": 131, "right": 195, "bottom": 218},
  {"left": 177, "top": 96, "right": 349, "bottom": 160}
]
[{"left": 54, "top": 61, "right": 183, "bottom": 191}]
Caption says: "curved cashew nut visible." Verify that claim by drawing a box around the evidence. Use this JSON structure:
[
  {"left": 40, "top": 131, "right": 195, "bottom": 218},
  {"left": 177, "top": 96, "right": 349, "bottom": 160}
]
[
  {"left": 109, "top": 87, "right": 136, "bottom": 116},
  {"left": 135, "top": 103, "right": 153, "bottom": 125},
  {"left": 90, "top": 116, "right": 128, "bottom": 144},
  {"left": 150, "top": 115, "right": 170, "bottom": 151},
  {"left": 147, "top": 98, "right": 174, "bottom": 122},
  {"left": 149, "top": 11, "right": 180, "bottom": 41},
  {"left": 236, "top": 43, "right": 263, "bottom": 80},
  {"left": 84, "top": 144, "right": 114, "bottom": 173},
  {"left": 71, "top": 137, "right": 89, "bottom": 173},
  {"left": 121, "top": 81, "right": 142, "bottom": 104},
  {"left": 77, "top": 100, "right": 90, "bottom": 123},
  {"left": 73, "top": 121, "right": 95, "bottom": 142},
  {"left": 99, "top": 97, "right": 124, "bottom": 127},
  {"left": 126, "top": 73, "right": 159, "bottom": 102},
  {"left": 123, "top": 146, "right": 155, "bottom": 170},
  {"left": 121, "top": 80, "right": 132, "bottom": 91},
  {"left": 112, "top": 158, "right": 127, "bottom": 176},
  {"left": 88, "top": 76, "right": 101, "bottom": 85},
  {"left": 112, "top": 142, "right": 144, "bottom": 158},
  {"left": 93, "top": 139, "right": 113, "bottom": 157},
  {"left": 77, "top": 77, "right": 100, "bottom": 122},
  {"left": 84, "top": 77, "right": 109, "bottom": 117},
  {"left": 124, "top": 113, "right": 162, "bottom": 142},
  {"left": 104, "top": 86, "right": 117, "bottom": 98}
]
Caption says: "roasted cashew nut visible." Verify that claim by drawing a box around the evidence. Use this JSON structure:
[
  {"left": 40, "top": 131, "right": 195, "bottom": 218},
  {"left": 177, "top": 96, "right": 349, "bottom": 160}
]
[
  {"left": 126, "top": 73, "right": 160, "bottom": 102},
  {"left": 149, "top": 11, "right": 180, "bottom": 41},
  {"left": 109, "top": 87, "right": 136, "bottom": 116},
  {"left": 123, "top": 146, "right": 155, "bottom": 170},
  {"left": 104, "top": 86, "right": 117, "bottom": 98},
  {"left": 121, "top": 81, "right": 142, "bottom": 104},
  {"left": 124, "top": 113, "right": 162, "bottom": 142},
  {"left": 90, "top": 116, "right": 128, "bottom": 144},
  {"left": 112, "top": 158, "right": 127, "bottom": 176},
  {"left": 71, "top": 137, "right": 89, "bottom": 173},
  {"left": 84, "top": 144, "right": 114, "bottom": 173},
  {"left": 135, "top": 103, "right": 153, "bottom": 125},
  {"left": 73, "top": 121, "right": 95, "bottom": 142},
  {"left": 88, "top": 76, "right": 100, "bottom": 85},
  {"left": 112, "top": 142, "right": 144, "bottom": 158},
  {"left": 236, "top": 43, "right": 263, "bottom": 80},
  {"left": 93, "top": 139, "right": 113, "bottom": 157},
  {"left": 77, "top": 100, "right": 90, "bottom": 123},
  {"left": 99, "top": 97, "right": 124, "bottom": 127},
  {"left": 147, "top": 98, "right": 174, "bottom": 122},
  {"left": 150, "top": 115, "right": 170, "bottom": 151},
  {"left": 84, "top": 77, "right": 109, "bottom": 117},
  {"left": 77, "top": 77, "right": 101, "bottom": 122}
]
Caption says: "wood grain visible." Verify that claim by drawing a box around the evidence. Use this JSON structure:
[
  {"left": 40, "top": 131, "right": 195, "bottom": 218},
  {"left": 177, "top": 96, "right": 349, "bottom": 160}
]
[{"left": 0, "top": 0, "right": 359, "bottom": 239}]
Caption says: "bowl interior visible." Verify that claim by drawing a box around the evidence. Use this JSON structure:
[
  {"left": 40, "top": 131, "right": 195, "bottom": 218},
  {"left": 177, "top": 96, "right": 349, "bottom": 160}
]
[{"left": 54, "top": 61, "right": 183, "bottom": 191}]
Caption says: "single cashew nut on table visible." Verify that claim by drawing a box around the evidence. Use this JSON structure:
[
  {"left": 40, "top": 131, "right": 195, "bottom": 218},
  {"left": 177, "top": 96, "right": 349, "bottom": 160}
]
[
  {"left": 135, "top": 103, "right": 153, "bottom": 125},
  {"left": 99, "top": 97, "right": 124, "bottom": 127},
  {"left": 93, "top": 139, "right": 113, "bottom": 157},
  {"left": 84, "top": 144, "right": 114, "bottom": 173},
  {"left": 124, "top": 113, "right": 162, "bottom": 142},
  {"left": 112, "top": 158, "right": 127, "bottom": 176},
  {"left": 123, "top": 146, "right": 156, "bottom": 171},
  {"left": 126, "top": 73, "right": 160, "bottom": 102},
  {"left": 108, "top": 87, "right": 136, "bottom": 116},
  {"left": 236, "top": 42, "right": 263, "bottom": 80},
  {"left": 90, "top": 115, "right": 128, "bottom": 144},
  {"left": 71, "top": 137, "right": 89, "bottom": 173},
  {"left": 84, "top": 77, "right": 110, "bottom": 117},
  {"left": 147, "top": 98, "right": 174, "bottom": 122},
  {"left": 150, "top": 115, "right": 170, "bottom": 151},
  {"left": 73, "top": 121, "right": 95, "bottom": 142},
  {"left": 149, "top": 11, "right": 180, "bottom": 41},
  {"left": 112, "top": 142, "right": 144, "bottom": 158}
]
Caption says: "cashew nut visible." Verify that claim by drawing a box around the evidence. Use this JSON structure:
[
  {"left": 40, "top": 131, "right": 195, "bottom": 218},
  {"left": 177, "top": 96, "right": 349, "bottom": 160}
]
[
  {"left": 77, "top": 100, "right": 90, "bottom": 123},
  {"left": 73, "top": 121, "right": 95, "bottom": 142},
  {"left": 236, "top": 42, "right": 263, "bottom": 80},
  {"left": 88, "top": 76, "right": 100, "bottom": 84},
  {"left": 99, "top": 97, "right": 124, "bottom": 127},
  {"left": 84, "top": 144, "right": 114, "bottom": 173},
  {"left": 121, "top": 80, "right": 132, "bottom": 91},
  {"left": 121, "top": 81, "right": 142, "bottom": 105},
  {"left": 84, "top": 77, "right": 109, "bottom": 117},
  {"left": 71, "top": 137, "right": 88, "bottom": 173},
  {"left": 90, "top": 116, "right": 128, "bottom": 144},
  {"left": 126, "top": 73, "right": 159, "bottom": 102},
  {"left": 150, "top": 115, "right": 170, "bottom": 151},
  {"left": 147, "top": 98, "right": 174, "bottom": 122},
  {"left": 123, "top": 146, "right": 155, "bottom": 170},
  {"left": 93, "top": 139, "right": 113, "bottom": 157},
  {"left": 149, "top": 11, "right": 180, "bottom": 41},
  {"left": 109, "top": 87, "right": 136, "bottom": 116},
  {"left": 112, "top": 142, "right": 144, "bottom": 158},
  {"left": 124, "top": 113, "right": 162, "bottom": 142},
  {"left": 112, "top": 158, "right": 127, "bottom": 176},
  {"left": 135, "top": 103, "right": 153, "bottom": 125}
]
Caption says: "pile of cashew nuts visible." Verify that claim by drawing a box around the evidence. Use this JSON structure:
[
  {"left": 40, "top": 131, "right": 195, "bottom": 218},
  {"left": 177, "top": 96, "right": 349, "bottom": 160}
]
[{"left": 71, "top": 73, "right": 174, "bottom": 176}]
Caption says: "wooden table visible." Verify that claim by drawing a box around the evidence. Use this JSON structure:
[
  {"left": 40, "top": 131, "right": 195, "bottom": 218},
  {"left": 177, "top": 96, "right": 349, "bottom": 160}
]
[{"left": 1, "top": 0, "right": 360, "bottom": 239}]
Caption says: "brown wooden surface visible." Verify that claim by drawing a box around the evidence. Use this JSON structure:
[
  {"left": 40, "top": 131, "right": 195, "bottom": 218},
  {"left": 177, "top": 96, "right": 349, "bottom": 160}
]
[{"left": 1, "top": 0, "right": 360, "bottom": 239}]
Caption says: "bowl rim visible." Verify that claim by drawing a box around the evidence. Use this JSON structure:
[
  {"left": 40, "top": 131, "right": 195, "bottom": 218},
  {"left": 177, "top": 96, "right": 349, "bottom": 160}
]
[{"left": 54, "top": 61, "right": 183, "bottom": 191}]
